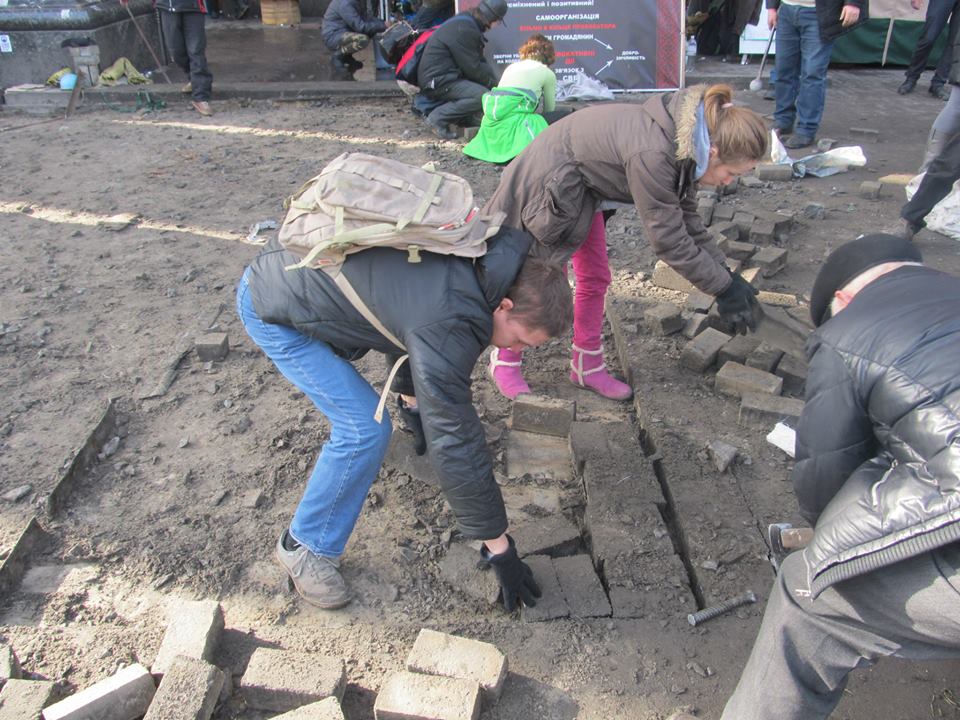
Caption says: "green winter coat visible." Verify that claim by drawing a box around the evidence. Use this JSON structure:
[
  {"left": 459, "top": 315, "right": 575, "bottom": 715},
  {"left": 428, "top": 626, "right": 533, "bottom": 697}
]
[{"left": 463, "top": 87, "right": 548, "bottom": 164}]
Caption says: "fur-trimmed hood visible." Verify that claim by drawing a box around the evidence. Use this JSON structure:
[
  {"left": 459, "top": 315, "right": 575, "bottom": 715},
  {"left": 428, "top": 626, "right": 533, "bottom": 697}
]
[{"left": 674, "top": 84, "right": 707, "bottom": 163}]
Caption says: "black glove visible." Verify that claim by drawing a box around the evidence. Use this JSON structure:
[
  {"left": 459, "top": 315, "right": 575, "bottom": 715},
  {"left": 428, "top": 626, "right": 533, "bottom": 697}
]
[
  {"left": 396, "top": 397, "right": 426, "bottom": 456},
  {"left": 716, "top": 272, "right": 760, "bottom": 335},
  {"left": 480, "top": 535, "right": 541, "bottom": 611}
]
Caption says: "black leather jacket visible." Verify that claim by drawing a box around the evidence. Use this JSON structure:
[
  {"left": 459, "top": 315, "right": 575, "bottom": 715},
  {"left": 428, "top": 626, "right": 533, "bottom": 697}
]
[
  {"left": 245, "top": 229, "right": 532, "bottom": 540},
  {"left": 765, "top": 0, "right": 868, "bottom": 43},
  {"left": 794, "top": 265, "right": 960, "bottom": 596},
  {"left": 418, "top": 12, "right": 497, "bottom": 92}
]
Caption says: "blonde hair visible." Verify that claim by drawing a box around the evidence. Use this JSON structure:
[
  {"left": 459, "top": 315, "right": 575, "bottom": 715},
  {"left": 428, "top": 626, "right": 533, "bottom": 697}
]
[
  {"left": 518, "top": 34, "right": 556, "bottom": 66},
  {"left": 703, "top": 84, "right": 769, "bottom": 163}
]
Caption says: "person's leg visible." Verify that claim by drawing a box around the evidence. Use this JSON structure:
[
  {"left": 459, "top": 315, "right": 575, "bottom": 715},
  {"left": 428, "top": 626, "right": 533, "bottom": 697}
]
[
  {"left": 721, "top": 545, "right": 960, "bottom": 720},
  {"left": 904, "top": 0, "right": 953, "bottom": 88},
  {"left": 569, "top": 213, "right": 632, "bottom": 401},
  {"left": 334, "top": 31, "right": 370, "bottom": 68},
  {"left": 159, "top": 9, "right": 190, "bottom": 77},
  {"left": 773, "top": 3, "right": 801, "bottom": 133},
  {"left": 902, "top": 129, "right": 960, "bottom": 232},
  {"left": 181, "top": 11, "right": 213, "bottom": 102},
  {"left": 791, "top": 7, "right": 835, "bottom": 141},
  {"left": 426, "top": 79, "right": 488, "bottom": 129}
]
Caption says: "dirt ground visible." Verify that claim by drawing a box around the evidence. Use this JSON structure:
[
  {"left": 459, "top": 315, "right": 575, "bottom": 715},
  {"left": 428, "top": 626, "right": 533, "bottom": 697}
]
[{"left": 1, "top": 67, "right": 959, "bottom": 720}]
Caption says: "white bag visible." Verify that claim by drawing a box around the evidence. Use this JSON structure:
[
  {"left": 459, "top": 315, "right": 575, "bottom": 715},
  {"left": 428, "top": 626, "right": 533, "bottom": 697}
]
[
  {"left": 905, "top": 172, "right": 960, "bottom": 241},
  {"left": 555, "top": 70, "right": 614, "bottom": 101}
]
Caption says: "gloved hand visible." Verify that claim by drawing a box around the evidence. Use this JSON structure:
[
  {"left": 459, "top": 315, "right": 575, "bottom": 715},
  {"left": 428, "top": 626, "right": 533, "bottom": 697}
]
[
  {"left": 480, "top": 535, "right": 541, "bottom": 611},
  {"left": 716, "top": 272, "right": 760, "bottom": 335},
  {"left": 396, "top": 397, "right": 426, "bottom": 455}
]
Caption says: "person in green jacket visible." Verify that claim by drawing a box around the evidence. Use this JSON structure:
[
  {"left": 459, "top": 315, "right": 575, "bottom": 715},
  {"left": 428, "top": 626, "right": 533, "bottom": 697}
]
[{"left": 464, "top": 34, "right": 570, "bottom": 164}]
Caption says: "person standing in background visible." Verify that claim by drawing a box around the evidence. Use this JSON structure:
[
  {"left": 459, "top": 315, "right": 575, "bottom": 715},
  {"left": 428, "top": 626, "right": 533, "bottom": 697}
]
[
  {"left": 897, "top": 0, "right": 959, "bottom": 100},
  {"left": 154, "top": 0, "right": 214, "bottom": 115}
]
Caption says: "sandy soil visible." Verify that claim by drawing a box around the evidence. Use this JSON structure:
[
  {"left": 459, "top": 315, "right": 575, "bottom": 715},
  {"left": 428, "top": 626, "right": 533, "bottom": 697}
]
[{"left": 1, "top": 69, "right": 959, "bottom": 719}]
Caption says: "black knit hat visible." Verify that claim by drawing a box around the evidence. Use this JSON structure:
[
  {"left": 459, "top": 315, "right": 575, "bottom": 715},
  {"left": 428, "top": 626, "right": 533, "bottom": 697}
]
[{"left": 810, "top": 233, "right": 922, "bottom": 327}]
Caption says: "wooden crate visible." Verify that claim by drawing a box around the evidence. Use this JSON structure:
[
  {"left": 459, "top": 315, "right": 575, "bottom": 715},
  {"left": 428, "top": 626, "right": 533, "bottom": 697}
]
[{"left": 261, "top": 0, "right": 300, "bottom": 25}]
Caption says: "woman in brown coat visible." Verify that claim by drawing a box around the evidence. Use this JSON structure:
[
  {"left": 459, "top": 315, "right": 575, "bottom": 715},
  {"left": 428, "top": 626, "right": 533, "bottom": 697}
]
[{"left": 484, "top": 83, "right": 769, "bottom": 400}]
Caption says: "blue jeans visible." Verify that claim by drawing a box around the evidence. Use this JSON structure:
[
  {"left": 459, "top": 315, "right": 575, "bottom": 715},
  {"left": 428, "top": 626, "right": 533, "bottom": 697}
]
[
  {"left": 773, "top": 3, "right": 835, "bottom": 139},
  {"left": 236, "top": 271, "right": 393, "bottom": 558}
]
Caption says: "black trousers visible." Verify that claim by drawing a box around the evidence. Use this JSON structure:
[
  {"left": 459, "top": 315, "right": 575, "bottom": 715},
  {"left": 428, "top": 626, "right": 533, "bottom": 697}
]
[
  {"left": 159, "top": 9, "right": 213, "bottom": 101},
  {"left": 904, "top": 0, "right": 960, "bottom": 89},
  {"left": 423, "top": 78, "right": 486, "bottom": 127},
  {"left": 902, "top": 128, "right": 960, "bottom": 230}
]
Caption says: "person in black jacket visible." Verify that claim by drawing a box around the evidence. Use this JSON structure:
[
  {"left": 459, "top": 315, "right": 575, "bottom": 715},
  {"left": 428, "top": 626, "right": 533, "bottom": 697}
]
[
  {"left": 236, "top": 227, "right": 572, "bottom": 610},
  {"left": 698, "top": 235, "right": 960, "bottom": 720},
  {"left": 153, "top": 0, "right": 213, "bottom": 115},
  {"left": 322, "top": 0, "right": 390, "bottom": 70},
  {"left": 417, "top": 0, "right": 508, "bottom": 139}
]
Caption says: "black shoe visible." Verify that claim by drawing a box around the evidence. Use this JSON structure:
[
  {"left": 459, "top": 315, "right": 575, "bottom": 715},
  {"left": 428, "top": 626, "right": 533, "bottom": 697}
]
[
  {"left": 930, "top": 85, "right": 951, "bottom": 100},
  {"left": 774, "top": 125, "right": 793, "bottom": 138},
  {"left": 898, "top": 77, "right": 917, "bottom": 95},
  {"left": 344, "top": 55, "right": 363, "bottom": 70},
  {"left": 427, "top": 119, "right": 457, "bottom": 140},
  {"left": 783, "top": 134, "right": 814, "bottom": 150},
  {"left": 332, "top": 53, "right": 351, "bottom": 69}
]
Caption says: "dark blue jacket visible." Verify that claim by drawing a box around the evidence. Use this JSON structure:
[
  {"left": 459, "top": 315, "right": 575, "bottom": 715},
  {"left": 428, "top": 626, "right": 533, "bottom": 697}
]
[{"left": 322, "top": 0, "right": 387, "bottom": 50}]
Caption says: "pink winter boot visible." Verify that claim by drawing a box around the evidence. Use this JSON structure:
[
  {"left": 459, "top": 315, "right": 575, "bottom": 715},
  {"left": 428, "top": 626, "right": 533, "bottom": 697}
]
[
  {"left": 569, "top": 344, "right": 633, "bottom": 401},
  {"left": 489, "top": 348, "right": 531, "bottom": 399}
]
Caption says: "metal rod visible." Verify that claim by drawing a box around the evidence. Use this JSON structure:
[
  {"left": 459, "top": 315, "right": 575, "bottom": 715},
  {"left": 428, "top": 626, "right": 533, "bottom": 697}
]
[
  {"left": 687, "top": 590, "right": 757, "bottom": 627},
  {"left": 124, "top": 4, "right": 173, "bottom": 84}
]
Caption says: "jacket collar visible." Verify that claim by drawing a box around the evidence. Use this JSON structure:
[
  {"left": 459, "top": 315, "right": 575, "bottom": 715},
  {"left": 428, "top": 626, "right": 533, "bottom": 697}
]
[
  {"left": 476, "top": 227, "right": 533, "bottom": 311},
  {"left": 674, "top": 84, "right": 707, "bottom": 163}
]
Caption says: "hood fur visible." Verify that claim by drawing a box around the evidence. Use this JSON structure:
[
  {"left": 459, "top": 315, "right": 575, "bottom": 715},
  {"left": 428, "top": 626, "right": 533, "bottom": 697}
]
[{"left": 674, "top": 84, "right": 707, "bottom": 163}]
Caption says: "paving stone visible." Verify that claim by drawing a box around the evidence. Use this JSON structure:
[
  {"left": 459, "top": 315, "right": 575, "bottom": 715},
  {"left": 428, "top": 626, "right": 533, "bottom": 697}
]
[
  {"left": 685, "top": 291, "right": 714, "bottom": 314},
  {"left": 42, "top": 663, "right": 155, "bottom": 720},
  {"left": 706, "top": 305, "right": 736, "bottom": 334},
  {"left": 785, "top": 305, "right": 815, "bottom": 329},
  {"left": 740, "top": 174, "right": 764, "bottom": 188},
  {"left": 749, "top": 219, "right": 776, "bottom": 244},
  {"left": 756, "top": 290, "right": 798, "bottom": 307},
  {"left": 374, "top": 671, "right": 480, "bottom": 720},
  {"left": 650, "top": 261, "right": 695, "bottom": 293},
  {"left": 644, "top": 303, "right": 683, "bottom": 335},
  {"left": 240, "top": 649, "right": 345, "bottom": 712},
  {"left": 151, "top": 600, "right": 224, "bottom": 676},
  {"left": 520, "top": 555, "right": 569, "bottom": 622},
  {"left": 506, "top": 430, "right": 571, "bottom": 480},
  {"left": 680, "top": 328, "right": 732, "bottom": 372},
  {"left": 733, "top": 210, "right": 756, "bottom": 236},
  {"left": 569, "top": 421, "right": 641, "bottom": 474},
  {"left": 683, "top": 313, "right": 711, "bottom": 339},
  {"left": 143, "top": 657, "right": 224, "bottom": 720},
  {"left": 553, "top": 554, "right": 611, "bottom": 618},
  {"left": 720, "top": 177, "right": 739, "bottom": 194},
  {"left": 406, "top": 629, "right": 507, "bottom": 705},
  {"left": 712, "top": 204, "right": 736, "bottom": 223},
  {"left": 439, "top": 543, "right": 501, "bottom": 606},
  {"left": 706, "top": 440, "right": 738, "bottom": 473},
  {"left": 859, "top": 180, "right": 882, "bottom": 199},
  {"left": 745, "top": 342, "right": 784, "bottom": 373},
  {"left": 711, "top": 220, "right": 740, "bottom": 241},
  {"left": 715, "top": 361, "right": 783, "bottom": 398},
  {"left": 271, "top": 697, "right": 345, "bottom": 720},
  {"left": 849, "top": 126, "right": 880, "bottom": 141},
  {"left": 384, "top": 433, "right": 439, "bottom": 486},
  {"left": 755, "top": 163, "right": 793, "bottom": 181},
  {"left": 0, "top": 643, "right": 20, "bottom": 684},
  {"left": 725, "top": 258, "right": 742, "bottom": 274},
  {"left": 740, "top": 267, "right": 762, "bottom": 286},
  {"left": 511, "top": 515, "right": 581, "bottom": 558},
  {"left": 1, "top": 679, "right": 56, "bottom": 720},
  {"left": 775, "top": 353, "right": 808, "bottom": 395},
  {"left": 752, "top": 247, "right": 788, "bottom": 277},
  {"left": 696, "top": 197, "right": 715, "bottom": 225},
  {"left": 724, "top": 240, "right": 757, "bottom": 261},
  {"left": 752, "top": 209, "right": 794, "bottom": 237},
  {"left": 195, "top": 333, "right": 229, "bottom": 362},
  {"left": 242, "top": 489, "right": 264, "bottom": 509},
  {"left": 717, "top": 335, "right": 761, "bottom": 367},
  {"left": 511, "top": 394, "right": 576, "bottom": 438},
  {"left": 803, "top": 202, "right": 826, "bottom": 220},
  {"left": 739, "top": 392, "right": 805, "bottom": 425}
]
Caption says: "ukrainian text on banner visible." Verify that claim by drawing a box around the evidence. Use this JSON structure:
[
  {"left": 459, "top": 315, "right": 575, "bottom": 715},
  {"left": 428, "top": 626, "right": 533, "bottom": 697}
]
[{"left": 456, "top": 0, "right": 682, "bottom": 91}]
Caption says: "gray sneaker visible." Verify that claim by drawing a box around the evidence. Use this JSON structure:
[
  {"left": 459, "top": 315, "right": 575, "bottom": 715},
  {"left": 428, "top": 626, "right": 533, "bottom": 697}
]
[{"left": 275, "top": 530, "right": 351, "bottom": 609}]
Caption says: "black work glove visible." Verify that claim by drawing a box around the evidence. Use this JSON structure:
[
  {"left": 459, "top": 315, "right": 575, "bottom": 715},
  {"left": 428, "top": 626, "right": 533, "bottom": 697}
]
[
  {"left": 716, "top": 272, "right": 760, "bottom": 335},
  {"left": 396, "top": 397, "right": 426, "bottom": 455},
  {"left": 480, "top": 535, "right": 541, "bottom": 611}
]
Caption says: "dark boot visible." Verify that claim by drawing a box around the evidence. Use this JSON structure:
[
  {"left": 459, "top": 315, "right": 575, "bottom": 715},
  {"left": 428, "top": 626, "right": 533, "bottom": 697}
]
[
  {"left": 898, "top": 77, "right": 917, "bottom": 95},
  {"left": 332, "top": 53, "right": 351, "bottom": 69},
  {"left": 343, "top": 53, "right": 363, "bottom": 70}
]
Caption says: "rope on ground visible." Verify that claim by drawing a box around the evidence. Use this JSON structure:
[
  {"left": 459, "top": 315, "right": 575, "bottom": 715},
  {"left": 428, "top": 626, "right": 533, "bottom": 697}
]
[{"left": 95, "top": 90, "right": 167, "bottom": 114}]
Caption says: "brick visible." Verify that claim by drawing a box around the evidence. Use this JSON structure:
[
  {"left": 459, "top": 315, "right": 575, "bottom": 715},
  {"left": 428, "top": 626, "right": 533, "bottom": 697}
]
[
  {"left": 707, "top": 439, "right": 738, "bottom": 472},
  {"left": 42, "top": 664, "right": 155, "bottom": 720},
  {"left": 716, "top": 361, "right": 783, "bottom": 398},
  {"left": 569, "top": 420, "right": 641, "bottom": 474},
  {"left": 683, "top": 313, "right": 710, "bottom": 339},
  {"left": 803, "top": 203, "right": 826, "bottom": 220},
  {"left": 739, "top": 173, "right": 763, "bottom": 188},
  {"left": 151, "top": 600, "right": 224, "bottom": 676},
  {"left": 553, "top": 554, "right": 611, "bottom": 618},
  {"left": 697, "top": 199, "right": 715, "bottom": 225},
  {"left": 785, "top": 305, "right": 815, "bottom": 329},
  {"left": 697, "top": 189, "right": 719, "bottom": 201},
  {"left": 720, "top": 176, "right": 739, "bottom": 194},
  {"left": 711, "top": 220, "right": 740, "bottom": 242},
  {"left": 511, "top": 515, "right": 581, "bottom": 558},
  {"left": 755, "top": 163, "right": 793, "bottom": 181},
  {"left": 680, "top": 328, "right": 732, "bottom": 372},
  {"left": 739, "top": 392, "right": 805, "bottom": 425},
  {"left": 718, "top": 335, "right": 761, "bottom": 367},
  {"left": 644, "top": 303, "right": 683, "bottom": 335},
  {"left": 752, "top": 208, "right": 793, "bottom": 237},
  {"left": 650, "top": 261, "right": 695, "bottom": 293},
  {"left": 374, "top": 671, "right": 480, "bottom": 720},
  {"left": 0, "top": 643, "right": 20, "bottom": 684},
  {"left": 439, "top": 543, "right": 501, "bottom": 606},
  {"left": 724, "top": 240, "right": 757, "bottom": 261},
  {"left": 746, "top": 342, "right": 784, "bottom": 373},
  {"left": 733, "top": 211, "right": 755, "bottom": 236},
  {"left": 406, "top": 629, "right": 507, "bottom": 705},
  {"left": 756, "top": 290, "right": 798, "bottom": 307},
  {"left": 1, "top": 680, "right": 56, "bottom": 720},
  {"left": 849, "top": 126, "right": 880, "bottom": 142},
  {"left": 511, "top": 394, "right": 576, "bottom": 438},
  {"left": 859, "top": 181, "right": 882, "bottom": 199},
  {"left": 749, "top": 219, "right": 776, "bottom": 244},
  {"left": 240, "top": 649, "right": 345, "bottom": 712},
  {"left": 272, "top": 697, "right": 345, "bottom": 720},
  {"left": 712, "top": 204, "right": 736, "bottom": 223},
  {"left": 752, "top": 247, "right": 788, "bottom": 277},
  {"left": 195, "top": 332, "right": 229, "bottom": 362},
  {"left": 725, "top": 258, "right": 742, "bottom": 274},
  {"left": 462, "top": 126, "right": 479, "bottom": 141},
  {"left": 520, "top": 555, "right": 569, "bottom": 622},
  {"left": 740, "top": 267, "right": 762, "bottom": 286},
  {"left": 506, "top": 430, "right": 571, "bottom": 480},
  {"left": 143, "top": 657, "right": 224, "bottom": 720},
  {"left": 706, "top": 305, "right": 735, "bottom": 335},
  {"left": 385, "top": 433, "right": 439, "bottom": 486},
  {"left": 775, "top": 353, "right": 808, "bottom": 395},
  {"left": 685, "top": 291, "right": 714, "bottom": 314}
]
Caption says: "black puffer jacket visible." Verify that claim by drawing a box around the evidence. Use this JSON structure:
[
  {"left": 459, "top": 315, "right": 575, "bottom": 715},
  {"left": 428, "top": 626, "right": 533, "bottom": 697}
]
[
  {"left": 418, "top": 13, "right": 497, "bottom": 92},
  {"left": 794, "top": 265, "right": 960, "bottom": 597},
  {"left": 321, "top": 0, "right": 386, "bottom": 50},
  {"left": 246, "top": 229, "right": 532, "bottom": 540},
  {"left": 765, "top": 0, "right": 869, "bottom": 43}
]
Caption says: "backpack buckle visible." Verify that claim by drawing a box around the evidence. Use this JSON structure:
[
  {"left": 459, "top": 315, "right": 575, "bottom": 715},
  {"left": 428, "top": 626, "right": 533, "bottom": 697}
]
[{"left": 407, "top": 245, "right": 422, "bottom": 263}]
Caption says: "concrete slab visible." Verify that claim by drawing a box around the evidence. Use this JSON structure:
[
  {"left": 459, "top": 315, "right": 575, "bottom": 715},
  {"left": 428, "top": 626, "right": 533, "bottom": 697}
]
[
  {"left": 511, "top": 515, "right": 582, "bottom": 558},
  {"left": 553, "top": 554, "right": 611, "bottom": 618},
  {"left": 506, "top": 430, "right": 571, "bottom": 480},
  {"left": 0, "top": 679, "right": 56, "bottom": 720},
  {"left": 520, "top": 555, "right": 569, "bottom": 622}
]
